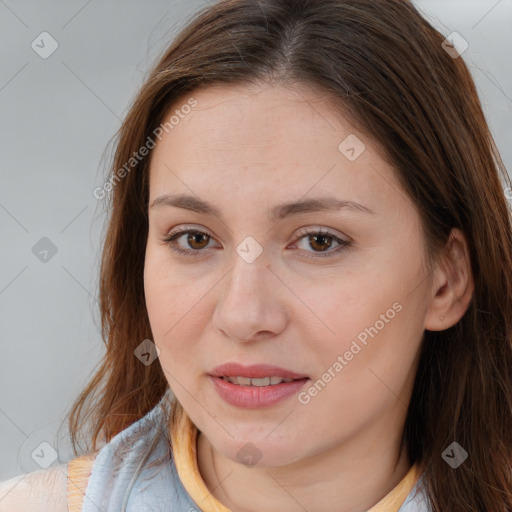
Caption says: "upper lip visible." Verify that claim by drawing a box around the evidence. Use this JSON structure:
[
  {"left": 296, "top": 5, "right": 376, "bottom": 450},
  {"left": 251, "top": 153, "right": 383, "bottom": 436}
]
[{"left": 210, "top": 362, "right": 309, "bottom": 380}]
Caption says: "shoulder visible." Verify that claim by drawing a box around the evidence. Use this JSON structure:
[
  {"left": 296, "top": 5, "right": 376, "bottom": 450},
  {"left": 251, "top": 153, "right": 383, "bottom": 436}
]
[
  {"left": 0, "top": 463, "right": 68, "bottom": 512},
  {"left": 0, "top": 393, "right": 174, "bottom": 512}
]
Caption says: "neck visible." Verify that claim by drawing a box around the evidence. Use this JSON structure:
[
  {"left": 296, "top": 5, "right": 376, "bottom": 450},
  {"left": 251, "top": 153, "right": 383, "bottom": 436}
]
[{"left": 196, "top": 411, "right": 412, "bottom": 512}]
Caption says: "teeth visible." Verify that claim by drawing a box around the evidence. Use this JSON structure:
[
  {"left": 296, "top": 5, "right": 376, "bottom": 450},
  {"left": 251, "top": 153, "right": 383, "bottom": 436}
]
[
  {"left": 221, "top": 376, "right": 295, "bottom": 386},
  {"left": 251, "top": 377, "right": 271, "bottom": 387}
]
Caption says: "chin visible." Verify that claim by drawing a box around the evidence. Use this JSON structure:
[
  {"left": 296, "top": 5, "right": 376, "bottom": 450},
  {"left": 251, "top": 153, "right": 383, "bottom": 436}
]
[{"left": 213, "top": 430, "right": 306, "bottom": 468}]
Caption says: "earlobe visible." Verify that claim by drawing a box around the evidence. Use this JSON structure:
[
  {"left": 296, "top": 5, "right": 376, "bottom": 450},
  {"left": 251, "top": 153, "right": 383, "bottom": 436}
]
[{"left": 424, "top": 228, "right": 474, "bottom": 332}]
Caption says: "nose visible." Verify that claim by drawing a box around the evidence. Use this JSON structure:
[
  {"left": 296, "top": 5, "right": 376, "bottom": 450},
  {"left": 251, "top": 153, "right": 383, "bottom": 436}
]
[{"left": 211, "top": 246, "right": 288, "bottom": 343}]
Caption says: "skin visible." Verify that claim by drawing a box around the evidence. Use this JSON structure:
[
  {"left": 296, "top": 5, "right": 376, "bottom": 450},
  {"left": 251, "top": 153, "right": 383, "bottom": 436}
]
[{"left": 143, "top": 82, "right": 474, "bottom": 512}]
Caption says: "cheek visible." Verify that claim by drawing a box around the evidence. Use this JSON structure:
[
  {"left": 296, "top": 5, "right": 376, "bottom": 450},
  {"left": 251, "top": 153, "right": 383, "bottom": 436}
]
[
  {"left": 143, "top": 248, "right": 208, "bottom": 373},
  {"left": 298, "top": 302, "right": 420, "bottom": 444},
  {"left": 308, "top": 248, "right": 425, "bottom": 391},
  {"left": 310, "top": 271, "right": 396, "bottom": 357},
  {"left": 144, "top": 245, "right": 192, "bottom": 330},
  {"left": 144, "top": 250, "right": 172, "bottom": 332},
  {"left": 305, "top": 274, "right": 424, "bottom": 420}
]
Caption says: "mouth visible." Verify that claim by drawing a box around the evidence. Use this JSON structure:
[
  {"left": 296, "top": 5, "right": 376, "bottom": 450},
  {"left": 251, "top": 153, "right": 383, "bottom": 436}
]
[{"left": 209, "top": 362, "right": 310, "bottom": 408}]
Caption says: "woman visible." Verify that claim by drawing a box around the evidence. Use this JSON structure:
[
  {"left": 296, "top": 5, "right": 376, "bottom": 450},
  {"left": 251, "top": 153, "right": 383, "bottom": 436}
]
[{"left": 1, "top": 0, "right": 511, "bottom": 510}]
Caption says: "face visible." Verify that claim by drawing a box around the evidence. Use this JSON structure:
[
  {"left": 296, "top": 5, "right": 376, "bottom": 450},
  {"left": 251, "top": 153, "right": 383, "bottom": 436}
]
[{"left": 144, "top": 82, "right": 432, "bottom": 467}]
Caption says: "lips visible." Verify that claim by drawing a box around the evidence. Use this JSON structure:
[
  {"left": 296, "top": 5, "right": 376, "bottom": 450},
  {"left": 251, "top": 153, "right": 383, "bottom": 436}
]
[{"left": 209, "top": 362, "right": 310, "bottom": 408}]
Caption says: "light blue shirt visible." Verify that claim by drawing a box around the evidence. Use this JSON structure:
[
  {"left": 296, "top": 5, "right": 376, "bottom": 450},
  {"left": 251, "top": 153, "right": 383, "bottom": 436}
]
[{"left": 81, "top": 390, "right": 431, "bottom": 511}]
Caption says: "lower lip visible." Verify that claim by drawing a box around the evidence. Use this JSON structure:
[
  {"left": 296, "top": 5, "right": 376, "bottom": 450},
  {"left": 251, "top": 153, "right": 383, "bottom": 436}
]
[{"left": 210, "top": 376, "right": 309, "bottom": 408}]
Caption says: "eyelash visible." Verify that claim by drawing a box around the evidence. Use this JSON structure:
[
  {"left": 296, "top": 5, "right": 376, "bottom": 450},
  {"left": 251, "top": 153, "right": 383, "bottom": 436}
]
[{"left": 162, "top": 226, "right": 352, "bottom": 259}]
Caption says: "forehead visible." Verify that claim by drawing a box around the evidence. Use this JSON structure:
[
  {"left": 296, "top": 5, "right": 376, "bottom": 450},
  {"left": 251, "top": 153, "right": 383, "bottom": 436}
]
[
  {"left": 147, "top": 82, "right": 403, "bottom": 217},
  {"left": 155, "top": 82, "right": 351, "bottom": 156}
]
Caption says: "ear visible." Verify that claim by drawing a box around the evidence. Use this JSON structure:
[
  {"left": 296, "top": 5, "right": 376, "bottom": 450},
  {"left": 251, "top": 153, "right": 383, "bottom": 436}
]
[{"left": 424, "top": 228, "right": 474, "bottom": 331}]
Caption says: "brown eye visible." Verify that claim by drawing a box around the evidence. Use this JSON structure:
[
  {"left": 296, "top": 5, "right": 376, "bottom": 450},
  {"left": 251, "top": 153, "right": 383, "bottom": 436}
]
[
  {"left": 293, "top": 228, "right": 352, "bottom": 258},
  {"left": 307, "top": 233, "right": 334, "bottom": 252},
  {"left": 186, "top": 232, "right": 210, "bottom": 250},
  {"left": 163, "top": 228, "right": 216, "bottom": 257}
]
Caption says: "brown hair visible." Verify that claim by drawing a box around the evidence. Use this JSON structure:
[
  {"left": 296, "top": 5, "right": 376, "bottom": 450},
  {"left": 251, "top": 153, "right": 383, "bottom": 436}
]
[{"left": 67, "top": 0, "right": 512, "bottom": 509}]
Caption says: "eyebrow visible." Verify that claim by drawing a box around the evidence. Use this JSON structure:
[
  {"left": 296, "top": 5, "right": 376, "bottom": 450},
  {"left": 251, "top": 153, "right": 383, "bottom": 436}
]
[{"left": 149, "top": 193, "right": 375, "bottom": 221}]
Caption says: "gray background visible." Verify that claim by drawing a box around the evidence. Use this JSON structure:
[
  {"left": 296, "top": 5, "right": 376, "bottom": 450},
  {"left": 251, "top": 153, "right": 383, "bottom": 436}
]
[{"left": 0, "top": 0, "right": 510, "bottom": 480}]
